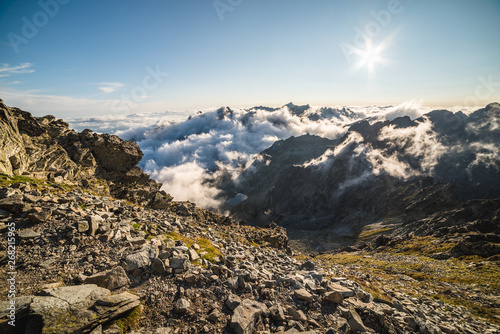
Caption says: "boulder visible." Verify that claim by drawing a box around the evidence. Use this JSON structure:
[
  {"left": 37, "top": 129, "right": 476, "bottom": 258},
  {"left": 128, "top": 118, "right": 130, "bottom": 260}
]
[
  {"left": 84, "top": 266, "right": 130, "bottom": 290},
  {"left": 22, "top": 284, "right": 140, "bottom": 334},
  {"left": 230, "top": 300, "right": 268, "bottom": 334}
]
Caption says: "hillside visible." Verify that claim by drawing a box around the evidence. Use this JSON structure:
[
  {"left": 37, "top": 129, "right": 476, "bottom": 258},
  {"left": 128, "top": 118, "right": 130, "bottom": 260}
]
[{"left": 0, "top": 99, "right": 499, "bottom": 334}]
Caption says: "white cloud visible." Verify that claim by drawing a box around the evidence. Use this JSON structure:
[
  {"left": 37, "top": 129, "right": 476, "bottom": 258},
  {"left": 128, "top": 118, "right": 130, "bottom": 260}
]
[
  {"left": 0, "top": 62, "right": 35, "bottom": 77},
  {"left": 98, "top": 82, "right": 124, "bottom": 94}
]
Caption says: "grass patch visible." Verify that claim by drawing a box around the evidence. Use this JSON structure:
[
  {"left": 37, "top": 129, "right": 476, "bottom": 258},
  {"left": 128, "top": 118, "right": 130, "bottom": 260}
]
[
  {"left": 165, "top": 233, "right": 222, "bottom": 263},
  {"left": 358, "top": 227, "right": 393, "bottom": 240},
  {"left": 114, "top": 305, "right": 142, "bottom": 333}
]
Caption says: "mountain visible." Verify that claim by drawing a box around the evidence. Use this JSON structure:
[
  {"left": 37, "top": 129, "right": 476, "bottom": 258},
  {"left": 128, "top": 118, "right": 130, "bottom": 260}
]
[
  {"left": 0, "top": 99, "right": 499, "bottom": 333},
  {"left": 221, "top": 103, "right": 500, "bottom": 253}
]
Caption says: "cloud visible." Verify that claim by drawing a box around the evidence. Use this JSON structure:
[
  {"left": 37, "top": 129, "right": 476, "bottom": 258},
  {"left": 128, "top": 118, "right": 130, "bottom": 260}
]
[
  {"left": 64, "top": 100, "right": 482, "bottom": 208},
  {"left": 0, "top": 62, "right": 35, "bottom": 77},
  {"left": 98, "top": 82, "right": 124, "bottom": 94},
  {"left": 384, "top": 99, "right": 424, "bottom": 121}
]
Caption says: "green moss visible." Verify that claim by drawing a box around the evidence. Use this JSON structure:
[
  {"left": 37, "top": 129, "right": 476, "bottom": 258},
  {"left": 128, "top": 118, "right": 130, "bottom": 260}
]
[{"left": 114, "top": 305, "right": 142, "bottom": 333}]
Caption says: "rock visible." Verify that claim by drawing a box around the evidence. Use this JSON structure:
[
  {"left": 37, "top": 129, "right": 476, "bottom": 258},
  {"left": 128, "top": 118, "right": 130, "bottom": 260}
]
[
  {"left": 174, "top": 298, "right": 191, "bottom": 314},
  {"left": 17, "top": 229, "right": 41, "bottom": 239},
  {"left": 335, "top": 318, "right": 351, "bottom": 333},
  {"left": 226, "top": 294, "right": 242, "bottom": 311},
  {"left": 23, "top": 284, "right": 140, "bottom": 334},
  {"left": 324, "top": 291, "right": 343, "bottom": 304},
  {"left": 78, "top": 221, "right": 90, "bottom": 233},
  {"left": 348, "top": 307, "right": 368, "bottom": 332},
  {"left": 294, "top": 288, "right": 314, "bottom": 302},
  {"left": 124, "top": 250, "right": 151, "bottom": 271},
  {"left": 151, "top": 258, "right": 167, "bottom": 274},
  {"left": 153, "top": 327, "right": 173, "bottom": 334},
  {"left": 84, "top": 266, "right": 130, "bottom": 290},
  {"left": 0, "top": 208, "right": 9, "bottom": 218},
  {"left": 188, "top": 248, "right": 200, "bottom": 261},
  {"left": 329, "top": 283, "right": 355, "bottom": 298},
  {"left": 170, "top": 255, "right": 190, "bottom": 271},
  {"left": 28, "top": 210, "right": 52, "bottom": 224},
  {"left": 0, "top": 197, "right": 27, "bottom": 213},
  {"left": 269, "top": 304, "right": 287, "bottom": 322},
  {"left": 230, "top": 299, "right": 268, "bottom": 334},
  {"left": 288, "top": 307, "right": 307, "bottom": 321},
  {"left": 87, "top": 215, "right": 103, "bottom": 236}
]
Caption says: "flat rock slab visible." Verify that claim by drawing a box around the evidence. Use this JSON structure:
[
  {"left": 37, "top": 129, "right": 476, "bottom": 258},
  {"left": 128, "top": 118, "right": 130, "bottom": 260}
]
[{"left": 16, "top": 284, "right": 141, "bottom": 334}]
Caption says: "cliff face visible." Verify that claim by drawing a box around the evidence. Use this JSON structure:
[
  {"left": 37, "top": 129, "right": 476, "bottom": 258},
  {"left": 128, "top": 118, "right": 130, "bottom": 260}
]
[{"left": 0, "top": 99, "right": 170, "bottom": 208}]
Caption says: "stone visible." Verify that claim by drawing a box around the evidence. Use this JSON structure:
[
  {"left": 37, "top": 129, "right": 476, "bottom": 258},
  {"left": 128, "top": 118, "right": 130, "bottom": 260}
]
[
  {"left": 174, "top": 298, "right": 191, "bottom": 314},
  {"left": 78, "top": 220, "right": 90, "bottom": 233},
  {"left": 84, "top": 266, "right": 130, "bottom": 290},
  {"left": 230, "top": 299, "right": 268, "bottom": 334},
  {"left": 87, "top": 215, "right": 103, "bottom": 236},
  {"left": 269, "top": 304, "right": 287, "bottom": 322},
  {"left": 188, "top": 248, "right": 200, "bottom": 261},
  {"left": 324, "top": 291, "right": 343, "bottom": 304},
  {"left": 288, "top": 307, "right": 307, "bottom": 321},
  {"left": 226, "top": 294, "right": 242, "bottom": 311},
  {"left": 170, "top": 255, "right": 189, "bottom": 270},
  {"left": 151, "top": 258, "right": 167, "bottom": 274},
  {"left": 23, "top": 284, "right": 140, "bottom": 334},
  {"left": 348, "top": 307, "right": 368, "bottom": 332},
  {"left": 124, "top": 250, "right": 151, "bottom": 271},
  {"left": 0, "top": 208, "right": 10, "bottom": 218},
  {"left": 17, "top": 229, "right": 41, "bottom": 239},
  {"left": 329, "top": 283, "right": 355, "bottom": 298},
  {"left": 0, "top": 196, "right": 27, "bottom": 213},
  {"left": 294, "top": 288, "right": 314, "bottom": 302}
]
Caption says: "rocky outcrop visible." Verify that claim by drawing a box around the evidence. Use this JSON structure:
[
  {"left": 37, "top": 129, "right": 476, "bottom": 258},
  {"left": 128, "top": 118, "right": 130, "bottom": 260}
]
[
  {"left": 0, "top": 284, "right": 139, "bottom": 334},
  {"left": 0, "top": 99, "right": 170, "bottom": 208}
]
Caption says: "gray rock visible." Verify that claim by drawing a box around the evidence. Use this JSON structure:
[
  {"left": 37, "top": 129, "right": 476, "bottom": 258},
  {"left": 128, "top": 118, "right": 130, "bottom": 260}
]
[
  {"left": 329, "top": 283, "right": 355, "bottom": 298},
  {"left": 124, "top": 250, "right": 151, "bottom": 271},
  {"left": 269, "top": 303, "right": 287, "bottom": 322},
  {"left": 84, "top": 266, "right": 130, "bottom": 290},
  {"left": 87, "top": 215, "right": 103, "bottom": 236},
  {"left": 151, "top": 258, "right": 167, "bottom": 274},
  {"left": 226, "top": 293, "right": 242, "bottom": 311},
  {"left": 17, "top": 229, "right": 41, "bottom": 239},
  {"left": 324, "top": 291, "right": 343, "bottom": 304},
  {"left": 78, "top": 220, "right": 90, "bottom": 233},
  {"left": 348, "top": 307, "right": 368, "bottom": 332},
  {"left": 294, "top": 288, "right": 314, "bottom": 302},
  {"left": 24, "top": 284, "right": 140, "bottom": 334},
  {"left": 188, "top": 248, "right": 200, "bottom": 261},
  {"left": 174, "top": 298, "right": 191, "bottom": 314},
  {"left": 288, "top": 307, "right": 307, "bottom": 321},
  {"left": 170, "top": 254, "right": 189, "bottom": 270},
  {"left": 0, "top": 208, "right": 10, "bottom": 218},
  {"left": 230, "top": 299, "right": 268, "bottom": 334}
]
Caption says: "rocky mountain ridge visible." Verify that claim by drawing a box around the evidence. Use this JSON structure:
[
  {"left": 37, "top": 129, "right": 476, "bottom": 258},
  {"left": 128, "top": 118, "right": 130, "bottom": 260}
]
[
  {"left": 0, "top": 99, "right": 171, "bottom": 209},
  {"left": 221, "top": 103, "right": 500, "bottom": 253}
]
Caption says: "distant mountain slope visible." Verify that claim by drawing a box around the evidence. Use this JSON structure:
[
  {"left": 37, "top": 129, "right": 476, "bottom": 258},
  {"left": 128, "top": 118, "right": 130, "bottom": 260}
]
[{"left": 221, "top": 103, "right": 500, "bottom": 238}]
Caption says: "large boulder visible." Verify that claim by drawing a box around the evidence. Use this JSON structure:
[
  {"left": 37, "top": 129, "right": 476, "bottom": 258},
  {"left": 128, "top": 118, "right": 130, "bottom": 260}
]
[
  {"left": 6, "top": 284, "right": 140, "bottom": 334},
  {"left": 230, "top": 299, "right": 268, "bottom": 334}
]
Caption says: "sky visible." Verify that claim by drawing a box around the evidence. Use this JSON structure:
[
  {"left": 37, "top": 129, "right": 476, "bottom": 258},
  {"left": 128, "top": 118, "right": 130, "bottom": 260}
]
[{"left": 1, "top": 0, "right": 500, "bottom": 118}]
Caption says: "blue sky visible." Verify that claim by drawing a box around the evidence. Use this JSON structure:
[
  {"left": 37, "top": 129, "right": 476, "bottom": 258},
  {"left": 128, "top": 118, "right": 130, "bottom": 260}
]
[{"left": 1, "top": 0, "right": 499, "bottom": 118}]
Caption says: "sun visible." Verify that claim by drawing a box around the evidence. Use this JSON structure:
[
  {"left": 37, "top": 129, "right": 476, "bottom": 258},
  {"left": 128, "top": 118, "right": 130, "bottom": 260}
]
[
  {"left": 360, "top": 46, "right": 381, "bottom": 69},
  {"left": 351, "top": 37, "right": 391, "bottom": 77}
]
